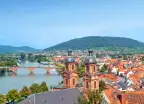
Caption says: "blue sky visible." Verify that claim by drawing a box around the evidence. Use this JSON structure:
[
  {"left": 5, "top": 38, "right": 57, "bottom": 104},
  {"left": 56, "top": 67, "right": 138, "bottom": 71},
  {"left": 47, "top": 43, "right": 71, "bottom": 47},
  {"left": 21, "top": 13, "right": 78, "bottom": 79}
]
[{"left": 0, "top": 0, "right": 144, "bottom": 49}]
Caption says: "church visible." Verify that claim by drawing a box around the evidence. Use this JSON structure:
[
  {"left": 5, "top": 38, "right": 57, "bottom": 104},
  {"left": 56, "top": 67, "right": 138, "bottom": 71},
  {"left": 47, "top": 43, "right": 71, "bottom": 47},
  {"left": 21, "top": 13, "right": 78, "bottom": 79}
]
[
  {"left": 20, "top": 50, "right": 101, "bottom": 104},
  {"left": 52, "top": 49, "right": 99, "bottom": 93}
]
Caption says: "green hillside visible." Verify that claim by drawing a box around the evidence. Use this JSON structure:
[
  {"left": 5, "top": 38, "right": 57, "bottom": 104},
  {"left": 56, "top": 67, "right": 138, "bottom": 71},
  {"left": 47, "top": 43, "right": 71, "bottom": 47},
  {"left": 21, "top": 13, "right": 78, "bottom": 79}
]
[
  {"left": 44, "top": 36, "right": 144, "bottom": 52},
  {"left": 0, "top": 45, "right": 40, "bottom": 54}
]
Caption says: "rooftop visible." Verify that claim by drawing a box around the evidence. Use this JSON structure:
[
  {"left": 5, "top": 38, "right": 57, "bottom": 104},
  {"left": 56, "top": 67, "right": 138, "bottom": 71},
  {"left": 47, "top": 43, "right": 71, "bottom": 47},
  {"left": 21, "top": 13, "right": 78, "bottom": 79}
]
[{"left": 19, "top": 88, "right": 82, "bottom": 104}]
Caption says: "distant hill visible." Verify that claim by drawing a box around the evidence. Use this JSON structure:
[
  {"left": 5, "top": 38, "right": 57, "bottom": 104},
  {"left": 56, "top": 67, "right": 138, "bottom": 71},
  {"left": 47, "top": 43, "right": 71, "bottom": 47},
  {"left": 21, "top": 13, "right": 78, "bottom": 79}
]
[
  {"left": 0, "top": 45, "right": 40, "bottom": 54},
  {"left": 44, "top": 36, "right": 144, "bottom": 51}
]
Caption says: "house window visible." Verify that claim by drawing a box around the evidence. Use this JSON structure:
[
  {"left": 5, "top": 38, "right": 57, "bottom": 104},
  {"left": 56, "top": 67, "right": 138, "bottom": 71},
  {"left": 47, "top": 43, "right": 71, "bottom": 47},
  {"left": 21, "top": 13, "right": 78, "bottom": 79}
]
[
  {"left": 94, "top": 81, "right": 96, "bottom": 88},
  {"left": 66, "top": 79, "right": 68, "bottom": 85},
  {"left": 86, "top": 81, "right": 89, "bottom": 88},
  {"left": 73, "top": 78, "right": 75, "bottom": 86}
]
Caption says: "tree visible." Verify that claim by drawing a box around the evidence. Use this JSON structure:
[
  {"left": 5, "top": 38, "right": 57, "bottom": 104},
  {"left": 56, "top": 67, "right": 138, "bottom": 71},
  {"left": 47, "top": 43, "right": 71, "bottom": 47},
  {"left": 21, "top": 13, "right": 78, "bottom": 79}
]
[
  {"left": 0, "top": 94, "right": 6, "bottom": 104},
  {"left": 40, "top": 82, "right": 48, "bottom": 92},
  {"left": 20, "top": 53, "right": 26, "bottom": 61},
  {"left": 99, "top": 80, "right": 107, "bottom": 92},
  {"left": 88, "top": 90, "right": 102, "bottom": 104},
  {"left": 141, "top": 57, "right": 144, "bottom": 61},
  {"left": 28, "top": 53, "right": 35, "bottom": 62},
  {"left": 28, "top": 53, "right": 33, "bottom": 60},
  {"left": 6, "top": 89, "right": 20, "bottom": 103},
  {"left": 78, "top": 97, "right": 89, "bottom": 104},
  {"left": 123, "top": 56, "right": 128, "bottom": 60},
  {"left": 100, "top": 65, "right": 107, "bottom": 72},
  {"left": 56, "top": 64, "right": 65, "bottom": 76},
  {"left": 20, "top": 86, "right": 31, "bottom": 98},
  {"left": 30, "top": 83, "right": 42, "bottom": 94},
  {"left": 77, "top": 63, "right": 85, "bottom": 78},
  {"left": 78, "top": 90, "right": 102, "bottom": 104}
]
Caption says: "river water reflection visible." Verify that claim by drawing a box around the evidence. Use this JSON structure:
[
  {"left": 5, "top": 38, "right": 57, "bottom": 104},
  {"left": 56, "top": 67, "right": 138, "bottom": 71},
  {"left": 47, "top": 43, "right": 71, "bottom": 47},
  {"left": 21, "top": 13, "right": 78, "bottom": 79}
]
[{"left": 0, "top": 62, "right": 62, "bottom": 94}]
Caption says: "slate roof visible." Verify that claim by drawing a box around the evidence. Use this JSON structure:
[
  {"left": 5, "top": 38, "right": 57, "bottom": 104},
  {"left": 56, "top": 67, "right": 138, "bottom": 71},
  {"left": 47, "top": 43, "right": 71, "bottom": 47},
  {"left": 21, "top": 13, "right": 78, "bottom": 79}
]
[
  {"left": 65, "top": 57, "right": 75, "bottom": 63},
  {"left": 117, "top": 77, "right": 129, "bottom": 90},
  {"left": 85, "top": 56, "right": 97, "bottom": 64},
  {"left": 19, "top": 88, "right": 82, "bottom": 104}
]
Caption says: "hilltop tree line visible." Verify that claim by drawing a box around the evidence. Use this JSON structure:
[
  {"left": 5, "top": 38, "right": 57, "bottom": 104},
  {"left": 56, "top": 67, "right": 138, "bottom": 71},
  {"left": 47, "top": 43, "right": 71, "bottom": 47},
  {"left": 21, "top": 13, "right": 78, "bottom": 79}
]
[
  {"left": 0, "top": 82, "right": 48, "bottom": 104},
  {"left": 44, "top": 36, "right": 144, "bottom": 51}
]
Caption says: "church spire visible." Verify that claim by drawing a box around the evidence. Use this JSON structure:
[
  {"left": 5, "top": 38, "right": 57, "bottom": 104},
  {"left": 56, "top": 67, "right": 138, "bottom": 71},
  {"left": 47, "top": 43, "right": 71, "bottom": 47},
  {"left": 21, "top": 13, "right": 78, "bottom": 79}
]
[
  {"left": 68, "top": 49, "right": 72, "bottom": 56},
  {"left": 88, "top": 49, "right": 93, "bottom": 56}
]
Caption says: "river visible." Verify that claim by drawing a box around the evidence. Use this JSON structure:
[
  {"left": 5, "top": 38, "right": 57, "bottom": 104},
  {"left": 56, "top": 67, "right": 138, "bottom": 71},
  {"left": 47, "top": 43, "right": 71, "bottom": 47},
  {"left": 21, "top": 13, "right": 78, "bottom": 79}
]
[{"left": 0, "top": 61, "right": 62, "bottom": 94}]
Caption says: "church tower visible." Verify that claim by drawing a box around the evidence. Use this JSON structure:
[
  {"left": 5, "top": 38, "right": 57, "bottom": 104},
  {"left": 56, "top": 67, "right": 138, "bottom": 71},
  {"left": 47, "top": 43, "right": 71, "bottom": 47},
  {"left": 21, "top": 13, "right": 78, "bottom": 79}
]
[
  {"left": 83, "top": 50, "right": 99, "bottom": 92},
  {"left": 63, "top": 49, "right": 78, "bottom": 89}
]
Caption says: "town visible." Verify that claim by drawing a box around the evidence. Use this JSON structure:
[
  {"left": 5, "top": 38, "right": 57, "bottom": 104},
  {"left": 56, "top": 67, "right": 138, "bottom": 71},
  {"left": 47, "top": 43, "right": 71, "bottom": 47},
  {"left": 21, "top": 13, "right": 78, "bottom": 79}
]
[
  {"left": 0, "top": 0, "right": 144, "bottom": 104},
  {"left": 0, "top": 49, "right": 144, "bottom": 104}
]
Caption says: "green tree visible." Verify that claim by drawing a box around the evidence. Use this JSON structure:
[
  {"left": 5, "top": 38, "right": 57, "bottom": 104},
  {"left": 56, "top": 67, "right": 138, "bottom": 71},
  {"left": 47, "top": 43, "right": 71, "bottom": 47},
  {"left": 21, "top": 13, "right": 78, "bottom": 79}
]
[
  {"left": 77, "top": 63, "right": 85, "bottom": 78},
  {"left": 20, "top": 53, "right": 26, "bottom": 61},
  {"left": 28, "top": 53, "right": 32, "bottom": 60},
  {"left": 78, "top": 90, "right": 102, "bottom": 104},
  {"left": 37, "top": 58, "right": 41, "bottom": 63},
  {"left": 56, "top": 64, "right": 65, "bottom": 76},
  {"left": 30, "top": 83, "right": 42, "bottom": 94},
  {"left": 28, "top": 53, "right": 35, "bottom": 62},
  {"left": 40, "top": 82, "right": 48, "bottom": 92},
  {"left": 20, "top": 86, "right": 31, "bottom": 98},
  {"left": 6, "top": 89, "right": 20, "bottom": 103},
  {"left": 99, "top": 80, "right": 107, "bottom": 92},
  {"left": 123, "top": 56, "right": 128, "bottom": 60},
  {"left": 100, "top": 65, "right": 107, "bottom": 72},
  {"left": 141, "top": 57, "right": 144, "bottom": 61},
  {"left": 88, "top": 90, "right": 102, "bottom": 104},
  {"left": 0, "top": 94, "right": 6, "bottom": 104},
  {"left": 78, "top": 97, "right": 89, "bottom": 104}
]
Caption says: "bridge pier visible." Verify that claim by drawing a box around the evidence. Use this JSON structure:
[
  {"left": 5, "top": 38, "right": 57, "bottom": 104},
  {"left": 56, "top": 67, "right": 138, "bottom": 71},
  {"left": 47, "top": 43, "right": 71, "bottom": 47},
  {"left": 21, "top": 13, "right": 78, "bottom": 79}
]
[
  {"left": 5, "top": 68, "right": 8, "bottom": 76},
  {"left": 8, "top": 67, "right": 18, "bottom": 76},
  {"left": 11, "top": 72, "right": 17, "bottom": 76},
  {"left": 28, "top": 70, "right": 35, "bottom": 76}
]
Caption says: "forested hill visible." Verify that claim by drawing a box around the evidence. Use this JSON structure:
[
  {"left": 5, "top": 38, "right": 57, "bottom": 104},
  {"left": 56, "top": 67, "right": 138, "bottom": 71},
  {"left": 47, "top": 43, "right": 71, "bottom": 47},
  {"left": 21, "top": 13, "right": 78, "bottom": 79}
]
[
  {"left": 0, "top": 45, "right": 39, "bottom": 54},
  {"left": 44, "top": 36, "right": 144, "bottom": 51}
]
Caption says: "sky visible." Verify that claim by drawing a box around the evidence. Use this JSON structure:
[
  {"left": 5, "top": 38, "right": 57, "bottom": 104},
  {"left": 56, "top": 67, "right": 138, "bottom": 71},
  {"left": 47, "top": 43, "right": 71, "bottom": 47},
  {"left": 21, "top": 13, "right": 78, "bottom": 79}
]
[{"left": 0, "top": 0, "right": 144, "bottom": 49}]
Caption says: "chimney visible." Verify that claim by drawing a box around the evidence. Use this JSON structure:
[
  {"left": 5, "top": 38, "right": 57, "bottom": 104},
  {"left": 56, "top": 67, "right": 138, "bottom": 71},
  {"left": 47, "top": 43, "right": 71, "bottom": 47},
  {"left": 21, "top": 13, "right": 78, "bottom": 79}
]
[{"left": 121, "top": 92, "right": 127, "bottom": 104}]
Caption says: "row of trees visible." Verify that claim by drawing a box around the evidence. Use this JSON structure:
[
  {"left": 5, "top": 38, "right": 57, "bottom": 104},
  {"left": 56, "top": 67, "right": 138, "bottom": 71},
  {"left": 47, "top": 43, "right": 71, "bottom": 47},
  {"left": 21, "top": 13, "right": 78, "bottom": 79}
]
[
  {"left": 0, "top": 56, "right": 17, "bottom": 67},
  {"left": 78, "top": 80, "right": 107, "bottom": 104},
  {"left": 20, "top": 53, "right": 35, "bottom": 62},
  {"left": 35, "top": 55, "right": 50, "bottom": 63},
  {"left": 20, "top": 53, "right": 50, "bottom": 63},
  {"left": 0, "top": 61, "right": 17, "bottom": 67},
  {"left": 0, "top": 82, "right": 48, "bottom": 104}
]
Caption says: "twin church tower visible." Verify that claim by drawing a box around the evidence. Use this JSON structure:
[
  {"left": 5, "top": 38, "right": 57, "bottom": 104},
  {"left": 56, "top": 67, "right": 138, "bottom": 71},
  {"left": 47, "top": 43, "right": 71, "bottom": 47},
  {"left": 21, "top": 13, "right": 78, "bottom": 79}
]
[{"left": 62, "top": 49, "right": 99, "bottom": 92}]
